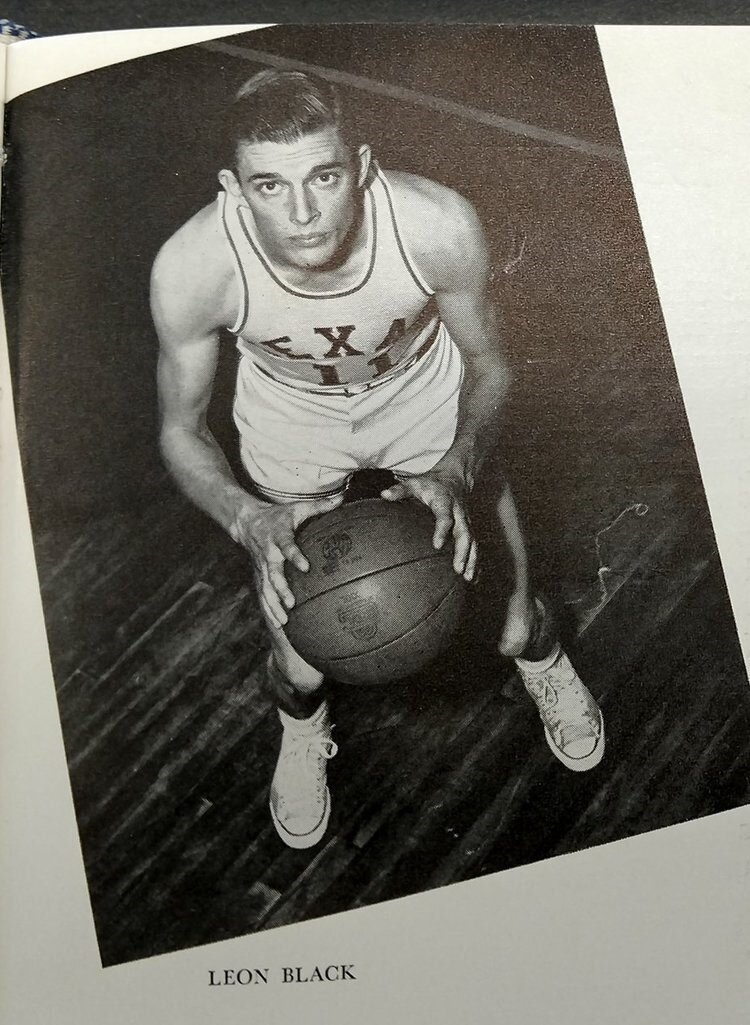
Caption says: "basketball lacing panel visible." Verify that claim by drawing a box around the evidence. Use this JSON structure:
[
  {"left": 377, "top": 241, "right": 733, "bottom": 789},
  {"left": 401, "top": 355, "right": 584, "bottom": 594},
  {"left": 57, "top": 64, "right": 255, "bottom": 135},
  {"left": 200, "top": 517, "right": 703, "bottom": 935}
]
[{"left": 290, "top": 548, "right": 457, "bottom": 612}]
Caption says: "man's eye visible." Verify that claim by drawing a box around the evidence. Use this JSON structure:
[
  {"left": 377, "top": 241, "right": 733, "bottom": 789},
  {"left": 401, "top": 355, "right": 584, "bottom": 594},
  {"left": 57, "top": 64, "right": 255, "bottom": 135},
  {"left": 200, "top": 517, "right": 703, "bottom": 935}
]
[
  {"left": 317, "top": 172, "right": 339, "bottom": 186},
  {"left": 259, "top": 182, "right": 279, "bottom": 194}
]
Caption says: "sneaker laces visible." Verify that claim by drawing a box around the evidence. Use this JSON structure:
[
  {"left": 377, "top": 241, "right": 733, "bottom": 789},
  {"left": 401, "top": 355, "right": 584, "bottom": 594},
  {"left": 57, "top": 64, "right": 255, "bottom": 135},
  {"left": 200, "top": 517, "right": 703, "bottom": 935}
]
[
  {"left": 274, "top": 729, "right": 338, "bottom": 822},
  {"left": 522, "top": 666, "right": 599, "bottom": 750}
]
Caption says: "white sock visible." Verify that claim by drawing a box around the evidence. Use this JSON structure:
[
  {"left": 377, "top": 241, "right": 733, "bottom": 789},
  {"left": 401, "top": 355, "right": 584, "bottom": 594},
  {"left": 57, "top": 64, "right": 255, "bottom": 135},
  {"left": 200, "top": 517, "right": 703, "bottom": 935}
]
[
  {"left": 278, "top": 700, "right": 329, "bottom": 733},
  {"left": 515, "top": 642, "right": 561, "bottom": 675}
]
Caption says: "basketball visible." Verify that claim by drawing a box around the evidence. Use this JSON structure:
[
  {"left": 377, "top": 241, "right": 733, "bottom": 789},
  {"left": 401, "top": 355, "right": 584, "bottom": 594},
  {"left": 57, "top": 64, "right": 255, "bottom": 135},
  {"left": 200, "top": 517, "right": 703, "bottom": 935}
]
[{"left": 284, "top": 498, "right": 467, "bottom": 685}]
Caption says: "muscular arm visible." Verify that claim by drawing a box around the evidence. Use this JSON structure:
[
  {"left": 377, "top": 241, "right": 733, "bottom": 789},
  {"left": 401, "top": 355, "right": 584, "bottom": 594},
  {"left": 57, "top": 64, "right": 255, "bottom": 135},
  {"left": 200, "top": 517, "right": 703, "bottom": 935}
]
[
  {"left": 151, "top": 241, "right": 252, "bottom": 536},
  {"left": 151, "top": 222, "right": 341, "bottom": 627},
  {"left": 423, "top": 190, "right": 511, "bottom": 487},
  {"left": 382, "top": 177, "right": 512, "bottom": 581},
  {"left": 430, "top": 198, "right": 537, "bottom": 647},
  {"left": 426, "top": 191, "right": 538, "bottom": 646},
  {"left": 429, "top": 196, "right": 536, "bottom": 612}
]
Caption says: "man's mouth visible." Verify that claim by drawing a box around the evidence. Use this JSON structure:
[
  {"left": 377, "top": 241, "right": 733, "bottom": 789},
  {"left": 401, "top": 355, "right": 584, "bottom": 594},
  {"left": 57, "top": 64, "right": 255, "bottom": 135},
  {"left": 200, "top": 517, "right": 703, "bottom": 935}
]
[{"left": 289, "top": 232, "right": 328, "bottom": 248}]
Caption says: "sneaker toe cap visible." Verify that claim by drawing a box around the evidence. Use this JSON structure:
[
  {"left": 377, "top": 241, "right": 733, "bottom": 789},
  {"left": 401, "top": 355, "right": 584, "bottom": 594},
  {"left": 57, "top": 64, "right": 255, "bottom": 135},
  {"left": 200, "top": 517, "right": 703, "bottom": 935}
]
[{"left": 564, "top": 736, "right": 599, "bottom": 759}]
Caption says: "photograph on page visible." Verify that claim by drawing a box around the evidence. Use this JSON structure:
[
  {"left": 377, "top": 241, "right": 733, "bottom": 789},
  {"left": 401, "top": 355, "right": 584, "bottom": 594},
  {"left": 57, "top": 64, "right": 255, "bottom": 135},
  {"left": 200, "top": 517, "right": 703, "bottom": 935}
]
[{"left": 2, "top": 24, "right": 749, "bottom": 969}]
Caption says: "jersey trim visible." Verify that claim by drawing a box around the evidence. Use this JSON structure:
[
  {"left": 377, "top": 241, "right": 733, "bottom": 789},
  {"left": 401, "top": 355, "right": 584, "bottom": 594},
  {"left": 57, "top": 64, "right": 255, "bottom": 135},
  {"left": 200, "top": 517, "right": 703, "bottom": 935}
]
[
  {"left": 219, "top": 192, "right": 250, "bottom": 336},
  {"left": 376, "top": 167, "right": 434, "bottom": 299},
  {"left": 235, "top": 188, "right": 377, "bottom": 301},
  {"left": 256, "top": 482, "right": 349, "bottom": 501}
]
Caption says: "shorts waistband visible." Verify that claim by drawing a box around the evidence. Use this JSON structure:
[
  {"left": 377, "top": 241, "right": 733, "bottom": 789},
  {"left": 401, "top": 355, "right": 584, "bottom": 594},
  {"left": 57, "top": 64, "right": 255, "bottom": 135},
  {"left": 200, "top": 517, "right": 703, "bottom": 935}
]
[{"left": 252, "top": 319, "right": 442, "bottom": 397}]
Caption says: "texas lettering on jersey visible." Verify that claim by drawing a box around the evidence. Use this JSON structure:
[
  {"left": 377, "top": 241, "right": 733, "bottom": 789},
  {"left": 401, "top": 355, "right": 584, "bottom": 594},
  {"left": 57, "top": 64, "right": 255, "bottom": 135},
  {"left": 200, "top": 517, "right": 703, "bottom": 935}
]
[{"left": 249, "top": 311, "right": 440, "bottom": 387}]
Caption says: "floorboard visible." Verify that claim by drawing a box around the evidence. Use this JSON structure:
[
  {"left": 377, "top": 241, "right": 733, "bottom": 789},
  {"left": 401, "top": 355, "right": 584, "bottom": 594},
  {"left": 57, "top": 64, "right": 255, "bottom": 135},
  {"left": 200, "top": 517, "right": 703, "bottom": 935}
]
[{"left": 31, "top": 368, "right": 750, "bottom": 967}]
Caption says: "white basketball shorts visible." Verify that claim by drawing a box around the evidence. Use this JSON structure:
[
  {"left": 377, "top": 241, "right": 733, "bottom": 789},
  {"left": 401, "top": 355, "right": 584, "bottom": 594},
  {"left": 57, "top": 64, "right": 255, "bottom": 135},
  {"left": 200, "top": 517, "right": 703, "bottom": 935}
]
[{"left": 233, "top": 322, "right": 464, "bottom": 502}]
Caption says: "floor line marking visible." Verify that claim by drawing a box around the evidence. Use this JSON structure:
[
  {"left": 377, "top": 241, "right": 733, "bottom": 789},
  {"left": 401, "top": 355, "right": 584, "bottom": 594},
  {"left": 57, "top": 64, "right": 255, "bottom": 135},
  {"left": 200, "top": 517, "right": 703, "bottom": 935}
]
[{"left": 202, "top": 40, "right": 626, "bottom": 164}]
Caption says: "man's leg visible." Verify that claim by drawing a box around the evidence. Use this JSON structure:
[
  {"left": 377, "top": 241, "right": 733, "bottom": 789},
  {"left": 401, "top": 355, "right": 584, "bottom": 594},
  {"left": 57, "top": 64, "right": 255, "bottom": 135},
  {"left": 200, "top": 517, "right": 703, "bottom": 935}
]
[
  {"left": 499, "top": 589, "right": 605, "bottom": 772},
  {"left": 493, "top": 482, "right": 604, "bottom": 770},
  {"left": 233, "top": 362, "right": 358, "bottom": 848},
  {"left": 261, "top": 613, "right": 338, "bottom": 850}
]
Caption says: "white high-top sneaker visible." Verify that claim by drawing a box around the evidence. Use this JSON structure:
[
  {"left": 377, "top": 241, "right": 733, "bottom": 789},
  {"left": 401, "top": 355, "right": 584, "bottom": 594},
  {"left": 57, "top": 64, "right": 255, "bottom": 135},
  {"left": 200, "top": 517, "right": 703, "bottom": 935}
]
[
  {"left": 516, "top": 645, "right": 605, "bottom": 772},
  {"left": 269, "top": 702, "right": 338, "bottom": 849}
]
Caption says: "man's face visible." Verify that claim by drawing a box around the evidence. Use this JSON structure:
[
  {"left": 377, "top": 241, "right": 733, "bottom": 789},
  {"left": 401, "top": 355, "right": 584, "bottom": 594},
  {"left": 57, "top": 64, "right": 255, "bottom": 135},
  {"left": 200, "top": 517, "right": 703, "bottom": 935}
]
[{"left": 230, "top": 126, "right": 369, "bottom": 271}]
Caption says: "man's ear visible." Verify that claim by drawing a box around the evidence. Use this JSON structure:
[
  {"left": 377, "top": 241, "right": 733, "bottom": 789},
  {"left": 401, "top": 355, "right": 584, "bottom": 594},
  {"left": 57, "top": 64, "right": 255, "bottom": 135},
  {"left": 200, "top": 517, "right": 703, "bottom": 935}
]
[
  {"left": 219, "top": 168, "right": 242, "bottom": 198},
  {"left": 356, "top": 144, "right": 372, "bottom": 187}
]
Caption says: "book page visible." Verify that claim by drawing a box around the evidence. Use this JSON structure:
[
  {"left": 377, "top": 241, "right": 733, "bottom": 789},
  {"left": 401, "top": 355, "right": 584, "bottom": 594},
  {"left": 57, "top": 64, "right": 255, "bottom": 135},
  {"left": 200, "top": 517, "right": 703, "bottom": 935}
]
[{"left": 1, "top": 24, "right": 749, "bottom": 1024}]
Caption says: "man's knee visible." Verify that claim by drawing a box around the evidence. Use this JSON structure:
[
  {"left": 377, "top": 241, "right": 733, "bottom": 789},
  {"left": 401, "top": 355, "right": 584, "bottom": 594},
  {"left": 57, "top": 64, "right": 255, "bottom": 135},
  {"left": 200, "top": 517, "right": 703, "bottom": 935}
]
[
  {"left": 269, "top": 633, "right": 325, "bottom": 692},
  {"left": 498, "top": 594, "right": 559, "bottom": 661},
  {"left": 276, "top": 657, "right": 325, "bottom": 693},
  {"left": 497, "top": 605, "right": 534, "bottom": 657}
]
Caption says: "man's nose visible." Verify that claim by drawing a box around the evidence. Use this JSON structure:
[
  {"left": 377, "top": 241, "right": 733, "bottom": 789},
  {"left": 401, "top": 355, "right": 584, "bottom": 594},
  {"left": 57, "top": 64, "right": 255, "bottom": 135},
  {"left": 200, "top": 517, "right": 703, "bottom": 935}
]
[{"left": 289, "top": 186, "right": 319, "bottom": 226}]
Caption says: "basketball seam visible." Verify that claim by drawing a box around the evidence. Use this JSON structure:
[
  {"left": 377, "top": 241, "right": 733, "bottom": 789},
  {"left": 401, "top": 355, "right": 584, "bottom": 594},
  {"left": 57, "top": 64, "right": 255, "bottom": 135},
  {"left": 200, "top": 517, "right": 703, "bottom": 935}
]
[
  {"left": 290, "top": 549, "right": 454, "bottom": 612},
  {"left": 325, "top": 576, "right": 464, "bottom": 664}
]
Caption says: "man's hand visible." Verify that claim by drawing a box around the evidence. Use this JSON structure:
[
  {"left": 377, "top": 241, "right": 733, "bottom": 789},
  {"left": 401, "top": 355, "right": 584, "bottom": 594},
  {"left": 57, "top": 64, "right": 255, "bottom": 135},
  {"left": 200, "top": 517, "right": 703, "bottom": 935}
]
[
  {"left": 230, "top": 493, "right": 344, "bottom": 629},
  {"left": 381, "top": 467, "right": 477, "bottom": 582}
]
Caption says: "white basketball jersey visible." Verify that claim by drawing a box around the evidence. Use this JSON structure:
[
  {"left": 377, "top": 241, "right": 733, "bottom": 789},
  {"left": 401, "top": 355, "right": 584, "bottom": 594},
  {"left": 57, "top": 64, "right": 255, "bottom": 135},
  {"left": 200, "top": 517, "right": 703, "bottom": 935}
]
[{"left": 219, "top": 166, "right": 441, "bottom": 389}]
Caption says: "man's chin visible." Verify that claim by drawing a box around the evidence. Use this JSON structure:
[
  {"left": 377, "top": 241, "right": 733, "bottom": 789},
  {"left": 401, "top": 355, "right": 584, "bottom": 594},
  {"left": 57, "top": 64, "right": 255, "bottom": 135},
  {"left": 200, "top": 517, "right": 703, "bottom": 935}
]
[
  {"left": 290, "top": 243, "right": 339, "bottom": 271},
  {"left": 295, "top": 251, "right": 328, "bottom": 268}
]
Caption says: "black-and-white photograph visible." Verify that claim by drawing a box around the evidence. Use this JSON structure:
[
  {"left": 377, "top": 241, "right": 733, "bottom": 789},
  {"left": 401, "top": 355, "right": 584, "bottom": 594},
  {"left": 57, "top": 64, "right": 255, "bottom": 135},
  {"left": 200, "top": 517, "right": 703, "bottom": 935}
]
[{"left": 3, "top": 24, "right": 749, "bottom": 968}]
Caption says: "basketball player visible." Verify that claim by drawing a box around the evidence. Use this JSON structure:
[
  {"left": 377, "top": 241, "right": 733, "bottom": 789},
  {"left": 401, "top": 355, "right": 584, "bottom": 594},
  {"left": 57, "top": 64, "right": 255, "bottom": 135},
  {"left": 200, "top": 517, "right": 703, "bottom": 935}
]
[{"left": 152, "top": 70, "right": 604, "bottom": 850}]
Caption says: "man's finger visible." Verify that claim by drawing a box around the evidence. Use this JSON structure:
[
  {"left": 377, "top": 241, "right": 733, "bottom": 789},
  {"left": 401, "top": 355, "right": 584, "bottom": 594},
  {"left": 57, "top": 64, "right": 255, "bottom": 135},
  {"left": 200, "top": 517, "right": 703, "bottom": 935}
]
[
  {"left": 259, "top": 574, "right": 286, "bottom": 629},
  {"left": 265, "top": 546, "right": 296, "bottom": 610},
  {"left": 451, "top": 503, "right": 472, "bottom": 573},
  {"left": 279, "top": 538, "right": 309, "bottom": 573},
  {"left": 268, "top": 567, "right": 296, "bottom": 612},
  {"left": 464, "top": 539, "right": 478, "bottom": 582},
  {"left": 262, "top": 592, "right": 286, "bottom": 630},
  {"left": 429, "top": 491, "right": 454, "bottom": 549}
]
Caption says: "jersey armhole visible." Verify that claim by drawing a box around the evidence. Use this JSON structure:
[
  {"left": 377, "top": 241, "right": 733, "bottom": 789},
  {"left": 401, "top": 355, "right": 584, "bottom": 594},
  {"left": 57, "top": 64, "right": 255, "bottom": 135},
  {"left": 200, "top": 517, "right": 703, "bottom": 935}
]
[
  {"left": 376, "top": 168, "right": 435, "bottom": 298},
  {"left": 218, "top": 190, "right": 250, "bottom": 335}
]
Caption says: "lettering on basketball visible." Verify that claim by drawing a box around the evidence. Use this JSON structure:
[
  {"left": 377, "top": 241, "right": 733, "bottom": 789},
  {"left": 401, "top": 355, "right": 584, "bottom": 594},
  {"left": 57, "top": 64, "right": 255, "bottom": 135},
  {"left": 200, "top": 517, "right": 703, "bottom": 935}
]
[
  {"left": 321, "top": 531, "right": 362, "bottom": 576},
  {"left": 337, "top": 597, "right": 379, "bottom": 641},
  {"left": 313, "top": 325, "right": 362, "bottom": 358},
  {"left": 322, "top": 532, "right": 353, "bottom": 563}
]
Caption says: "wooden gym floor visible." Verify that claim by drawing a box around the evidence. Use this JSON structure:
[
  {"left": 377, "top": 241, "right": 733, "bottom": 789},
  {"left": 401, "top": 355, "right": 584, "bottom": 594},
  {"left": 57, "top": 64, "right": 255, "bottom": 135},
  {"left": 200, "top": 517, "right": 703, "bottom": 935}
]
[
  {"left": 36, "top": 349, "right": 750, "bottom": 966},
  {"left": 8, "top": 27, "right": 750, "bottom": 966}
]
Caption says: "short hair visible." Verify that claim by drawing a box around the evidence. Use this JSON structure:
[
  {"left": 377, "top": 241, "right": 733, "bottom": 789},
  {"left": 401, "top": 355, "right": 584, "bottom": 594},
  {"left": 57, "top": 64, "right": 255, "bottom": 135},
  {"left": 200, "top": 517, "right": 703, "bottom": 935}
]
[{"left": 221, "top": 69, "right": 348, "bottom": 168}]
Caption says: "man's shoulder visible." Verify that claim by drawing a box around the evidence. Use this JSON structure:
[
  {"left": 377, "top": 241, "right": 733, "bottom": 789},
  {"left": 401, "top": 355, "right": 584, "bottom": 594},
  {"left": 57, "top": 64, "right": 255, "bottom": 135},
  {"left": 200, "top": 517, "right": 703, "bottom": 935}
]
[
  {"left": 382, "top": 170, "right": 486, "bottom": 289},
  {"left": 385, "top": 170, "right": 479, "bottom": 236},
  {"left": 151, "top": 199, "right": 237, "bottom": 332},
  {"left": 153, "top": 199, "right": 230, "bottom": 282}
]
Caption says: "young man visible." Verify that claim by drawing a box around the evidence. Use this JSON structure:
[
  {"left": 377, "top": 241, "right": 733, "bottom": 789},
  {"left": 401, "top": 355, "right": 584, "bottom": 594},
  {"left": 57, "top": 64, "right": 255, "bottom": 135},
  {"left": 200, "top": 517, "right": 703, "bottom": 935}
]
[{"left": 152, "top": 70, "right": 604, "bottom": 850}]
